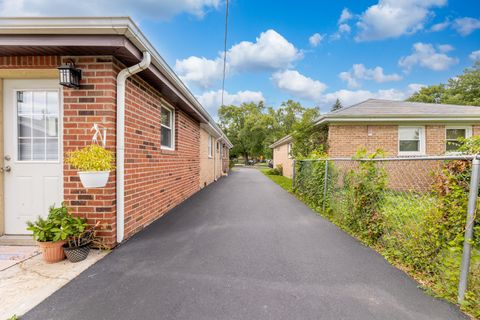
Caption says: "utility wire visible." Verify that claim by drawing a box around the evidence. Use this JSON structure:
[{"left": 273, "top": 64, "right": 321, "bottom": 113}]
[{"left": 221, "top": 0, "right": 229, "bottom": 107}]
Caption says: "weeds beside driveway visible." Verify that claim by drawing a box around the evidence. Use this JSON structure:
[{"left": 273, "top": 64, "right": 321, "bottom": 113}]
[{"left": 23, "top": 168, "right": 467, "bottom": 320}]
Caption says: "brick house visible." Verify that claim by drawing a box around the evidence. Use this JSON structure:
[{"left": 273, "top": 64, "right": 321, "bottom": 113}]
[
  {"left": 0, "top": 17, "right": 231, "bottom": 247},
  {"left": 270, "top": 134, "right": 294, "bottom": 178},
  {"left": 315, "top": 99, "right": 480, "bottom": 157},
  {"left": 316, "top": 99, "right": 480, "bottom": 192},
  {"left": 199, "top": 124, "right": 231, "bottom": 188}
]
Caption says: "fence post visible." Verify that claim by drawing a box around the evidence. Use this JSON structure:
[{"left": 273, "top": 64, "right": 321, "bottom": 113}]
[
  {"left": 322, "top": 160, "right": 329, "bottom": 213},
  {"left": 458, "top": 156, "right": 480, "bottom": 303},
  {"left": 292, "top": 159, "right": 296, "bottom": 190}
]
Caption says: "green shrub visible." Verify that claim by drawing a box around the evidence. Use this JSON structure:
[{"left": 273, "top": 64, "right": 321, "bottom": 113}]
[
  {"left": 67, "top": 144, "right": 115, "bottom": 171},
  {"left": 266, "top": 164, "right": 283, "bottom": 176},
  {"left": 27, "top": 203, "right": 71, "bottom": 242},
  {"left": 27, "top": 203, "right": 89, "bottom": 243},
  {"left": 343, "top": 149, "right": 386, "bottom": 244}
]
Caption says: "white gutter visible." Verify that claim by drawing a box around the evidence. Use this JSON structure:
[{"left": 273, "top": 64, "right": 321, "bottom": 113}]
[{"left": 116, "top": 51, "right": 151, "bottom": 243}]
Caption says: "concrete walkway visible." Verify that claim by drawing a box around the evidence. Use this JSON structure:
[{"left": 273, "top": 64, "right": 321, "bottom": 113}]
[{"left": 24, "top": 168, "right": 467, "bottom": 320}]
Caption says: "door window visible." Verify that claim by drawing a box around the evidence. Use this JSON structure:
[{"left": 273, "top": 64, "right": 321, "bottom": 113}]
[{"left": 17, "top": 90, "right": 59, "bottom": 161}]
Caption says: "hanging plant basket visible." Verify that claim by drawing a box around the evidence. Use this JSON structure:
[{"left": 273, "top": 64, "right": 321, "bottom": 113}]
[{"left": 78, "top": 171, "right": 110, "bottom": 188}]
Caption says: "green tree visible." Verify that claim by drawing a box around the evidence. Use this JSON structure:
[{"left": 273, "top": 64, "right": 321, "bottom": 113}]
[
  {"left": 291, "top": 107, "right": 327, "bottom": 158},
  {"left": 408, "top": 62, "right": 480, "bottom": 105},
  {"left": 331, "top": 98, "right": 343, "bottom": 112},
  {"left": 218, "top": 102, "right": 270, "bottom": 163}
]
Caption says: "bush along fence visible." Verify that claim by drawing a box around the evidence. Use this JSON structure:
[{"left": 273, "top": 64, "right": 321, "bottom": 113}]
[{"left": 292, "top": 154, "right": 480, "bottom": 317}]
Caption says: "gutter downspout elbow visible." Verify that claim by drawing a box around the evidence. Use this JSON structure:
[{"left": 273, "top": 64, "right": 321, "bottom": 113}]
[{"left": 116, "top": 51, "right": 151, "bottom": 244}]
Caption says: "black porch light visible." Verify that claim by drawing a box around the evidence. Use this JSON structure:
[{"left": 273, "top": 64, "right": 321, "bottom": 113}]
[{"left": 58, "top": 60, "right": 82, "bottom": 89}]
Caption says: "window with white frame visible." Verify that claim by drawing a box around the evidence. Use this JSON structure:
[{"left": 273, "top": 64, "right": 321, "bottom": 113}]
[
  {"left": 208, "top": 135, "right": 213, "bottom": 158},
  {"left": 161, "top": 106, "right": 174, "bottom": 150},
  {"left": 288, "top": 142, "right": 293, "bottom": 158},
  {"left": 398, "top": 126, "right": 425, "bottom": 155},
  {"left": 445, "top": 126, "right": 472, "bottom": 153}
]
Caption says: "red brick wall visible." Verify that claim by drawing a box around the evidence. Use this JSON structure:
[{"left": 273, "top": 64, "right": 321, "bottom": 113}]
[
  {"left": 122, "top": 66, "right": 200, "bottom": 238},
  {"left": 0, "top": 56, "right": 60, "bottom": 68},
  {"left": 328, "top": 124, "right": 476, "bottom": 157},
  {"left": 62, "top": 56, "right": 118, "bottom": 247},
  {"left": 1, "top": 55, "right": 202, "bottom": 246},
  {"left": 0, "top": 55, "right": 117, "bottom": 247}
]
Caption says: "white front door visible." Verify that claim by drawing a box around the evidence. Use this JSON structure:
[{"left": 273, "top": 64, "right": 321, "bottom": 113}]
[{"left": 4, "top": 79, "right": 63, "bottom": 235}]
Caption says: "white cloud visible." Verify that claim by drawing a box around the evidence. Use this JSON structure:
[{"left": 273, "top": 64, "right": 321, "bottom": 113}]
[
  {"left": 339, "top": 64, "right": 402, "bottom": 88},
  {"left": 196, "top": 90, "right": 265, "bottom": 116},
  {"left": 268, "top": 69, "right": 423, "bottom": 112},
  {"left": 176, "top": 29, "right": 301, "bottom": 88},
  {"left": 453, "top": 17, "right": 480, "bottom": 36},
  {"left": 309, "top": 33, "right": 324, "bottom": 47},
  {"left": 355, "top": 0, "right": 447, "bottom": 41},
  {"left": 0, "top": 0, "right": 220, "bottom": 20},
  {"left": 338, "top": 23, "right": 351, "bottom": 33},
  {"left": 321, "top": 84, "right": 425, "bottom": 109},
  {"left": 175, "top": 56, "right": 224, "bottom": 89},
  {"left": 430, "top": 19, "right": 450, "bottom": 32},
  {"left": 271, "top": 70, "right": 327, "bottom": 102},
  {"left": 228, "top": 29, "right": 302, "bottom": 71},
  {"left": 399, "top": 42, "right": 458, "bottom": 73},
  {"left": 470, "top": 50, "right": 480, "bottom": 61},
  {"left": 437, "top": 44, "right": 454, "bottom": 53},
  {"left": 338, "top": 8, "right": 353, "bottom": 24}
]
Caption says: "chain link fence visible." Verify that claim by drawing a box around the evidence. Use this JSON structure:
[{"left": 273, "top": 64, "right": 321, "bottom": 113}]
[{"left": 293, "top": 156, "right": 479, "bottom": 316}]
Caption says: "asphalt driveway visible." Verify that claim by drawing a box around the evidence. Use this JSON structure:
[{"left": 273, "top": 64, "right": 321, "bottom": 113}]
[{"left": 24, "top": 167, "right": 467, "bottom": 320}]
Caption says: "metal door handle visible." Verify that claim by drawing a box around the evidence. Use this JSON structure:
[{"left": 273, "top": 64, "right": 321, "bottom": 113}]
[{"left": 1, "top": 165, "right": 11, "bottom": 173}]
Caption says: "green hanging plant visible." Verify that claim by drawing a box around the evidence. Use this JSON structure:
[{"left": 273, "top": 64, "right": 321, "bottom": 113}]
[{"left": 67, "top": 144, "right": 115, "bottom": 172}]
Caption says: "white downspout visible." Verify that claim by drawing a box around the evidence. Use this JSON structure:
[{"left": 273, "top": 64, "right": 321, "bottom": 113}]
[{"left": 116, "top": 52, "right": 151, "bottom": 243}]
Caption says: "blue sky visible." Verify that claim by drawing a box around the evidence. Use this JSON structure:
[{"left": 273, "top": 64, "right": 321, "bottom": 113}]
[{"left": 1, "top": 0, "right": 479, "bottom": 116}]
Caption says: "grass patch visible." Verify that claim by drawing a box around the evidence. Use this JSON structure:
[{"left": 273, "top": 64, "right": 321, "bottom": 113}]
[{"left": 260, "top": 169, "right": 293, "bottom": 192}]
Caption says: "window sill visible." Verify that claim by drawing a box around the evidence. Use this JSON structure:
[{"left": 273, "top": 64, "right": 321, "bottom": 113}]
[
  {"left": 161, "top": 148, "right": 176, "bottom": 155},
  {"left": 397, "top": 152, "right": 426, "bottom": 157}
]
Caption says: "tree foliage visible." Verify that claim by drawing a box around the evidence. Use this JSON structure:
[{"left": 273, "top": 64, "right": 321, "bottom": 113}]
[
  {"left": 218, "top": 100, "right": 326, "bottom": 161},
  {"left": 408, "top": 62, "right": 480, "bottom": 106}
]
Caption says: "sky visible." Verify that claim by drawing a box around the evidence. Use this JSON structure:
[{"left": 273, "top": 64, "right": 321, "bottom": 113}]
[{"left": 1, "top": 0, "right": 479, "bottom": 117}]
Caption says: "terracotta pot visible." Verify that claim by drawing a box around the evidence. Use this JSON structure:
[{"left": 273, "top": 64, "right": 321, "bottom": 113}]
[{"left": 37, "top": 240, "right": 66, "bottom": 263}]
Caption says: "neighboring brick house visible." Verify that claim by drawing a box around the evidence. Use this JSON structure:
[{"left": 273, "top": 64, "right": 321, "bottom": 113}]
[
  {"left": 315, "top": 99, "right": 480, "bottom": 157},
  {"left": 270, "top": 135, "right": 294, "bottom": 178},
  {"left": 0, "top": 17, "right": 231, "bottom": 247},
  {"left": 315, "top": 99, "right": 480, "bottom": 192},
  {"left": 199, "top": 124, "right": 231, "bottom": 188}
]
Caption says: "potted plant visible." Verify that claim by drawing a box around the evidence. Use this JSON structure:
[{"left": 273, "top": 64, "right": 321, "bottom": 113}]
[
  {"left": 63, "top": 218, "right": 100, "bottom": 263},
  {"left": 67, "top": 144, "right": 115, "bottom": 188},
  {"left": 27, "top": 204, "right": 71, "bottom": 263}
]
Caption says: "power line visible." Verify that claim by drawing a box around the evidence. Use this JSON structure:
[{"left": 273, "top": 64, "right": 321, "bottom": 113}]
[{"left": 221, "top": 0, "right": 229, "bottom": 107}]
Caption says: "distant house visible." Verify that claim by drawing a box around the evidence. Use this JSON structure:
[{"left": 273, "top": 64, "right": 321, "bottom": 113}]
[
  {"left": 316, "top": 99, "right": 480, "bottom": 157},
  {"left": 200, "top": 124, "right": 231, "bottom": 188},
  {"left": 269, "top": 134, "right": 294, "bottom": 178},
  {"left": 0, "top": 17, "right": 232, "bottom": 247}
]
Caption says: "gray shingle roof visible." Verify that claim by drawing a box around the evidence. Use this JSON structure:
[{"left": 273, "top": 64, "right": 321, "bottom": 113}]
[
  {"left": 316, "top": 99, "right": 480, "bottom": 124},
  {"left": 269, "top": 134, "right": 293, "bottom": 148}
]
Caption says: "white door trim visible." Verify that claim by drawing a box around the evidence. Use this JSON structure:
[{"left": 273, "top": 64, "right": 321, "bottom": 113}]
[{"left": 3, "top": 79, "right": 63, "bottom": 235}]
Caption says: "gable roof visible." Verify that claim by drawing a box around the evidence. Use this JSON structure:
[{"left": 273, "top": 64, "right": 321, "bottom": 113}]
[
  {"left": 315, "top": 99, "right": 480, "bottom": 124},
  {"left": 269, "top": 134, "right": 293, "bottom": 148}
]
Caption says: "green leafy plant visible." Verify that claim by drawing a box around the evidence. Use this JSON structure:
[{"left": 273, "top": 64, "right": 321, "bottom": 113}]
[
  {"left": 66, "top": 144, "right": 115, "bottom": 172},
  {"left": 27, "top": 203, "right": 71, "bottom": 242},
  {"left": 343, "top": 149, "right": 387, "bottom": 244},
  {"left": 27, "top": 203, "right": 94, "bottom": 246},
  {"left": 266, "top": 164, "right": 283, "bottom": 176}
]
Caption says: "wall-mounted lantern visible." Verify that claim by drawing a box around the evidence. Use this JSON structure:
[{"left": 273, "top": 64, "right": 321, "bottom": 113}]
[{"left": 58, "top": 60, "right": 82, "bottom": 89}]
